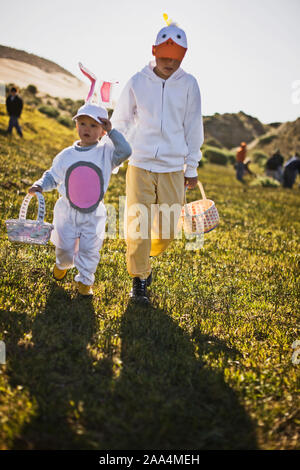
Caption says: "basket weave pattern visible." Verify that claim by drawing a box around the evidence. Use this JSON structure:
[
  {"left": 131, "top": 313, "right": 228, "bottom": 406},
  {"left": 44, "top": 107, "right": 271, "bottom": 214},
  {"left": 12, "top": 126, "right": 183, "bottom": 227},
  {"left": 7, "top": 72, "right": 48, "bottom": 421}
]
[
  {"left": 180, "top": 182, "right": 219, "bottom": 234},
  {"left": 5, "top": 192, "right": 53, "bottom": 245}
]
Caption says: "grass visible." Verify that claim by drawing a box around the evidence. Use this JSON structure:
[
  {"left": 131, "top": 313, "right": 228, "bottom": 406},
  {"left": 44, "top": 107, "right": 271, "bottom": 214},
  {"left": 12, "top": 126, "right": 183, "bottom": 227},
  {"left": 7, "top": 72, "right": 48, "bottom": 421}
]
[{"left": 0, "top": 105, "right": 299, "bottom": 450}]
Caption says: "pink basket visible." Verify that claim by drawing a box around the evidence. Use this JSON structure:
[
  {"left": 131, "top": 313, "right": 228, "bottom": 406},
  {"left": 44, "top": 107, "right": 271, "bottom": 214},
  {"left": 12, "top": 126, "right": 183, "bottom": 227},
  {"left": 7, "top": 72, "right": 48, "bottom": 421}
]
[
  {"left": 180, "top": 182, "right": 219, "bottom": 234},
  {"left": 5, "top": 192, "right": 53, "bottom": 245}
]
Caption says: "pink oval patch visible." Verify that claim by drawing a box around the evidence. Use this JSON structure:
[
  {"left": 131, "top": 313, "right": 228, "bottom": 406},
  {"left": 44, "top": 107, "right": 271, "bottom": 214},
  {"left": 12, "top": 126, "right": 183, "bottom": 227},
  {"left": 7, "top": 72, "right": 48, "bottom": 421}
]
[{"left": 68, "top": 166, "right": 101, "bottom": 209}]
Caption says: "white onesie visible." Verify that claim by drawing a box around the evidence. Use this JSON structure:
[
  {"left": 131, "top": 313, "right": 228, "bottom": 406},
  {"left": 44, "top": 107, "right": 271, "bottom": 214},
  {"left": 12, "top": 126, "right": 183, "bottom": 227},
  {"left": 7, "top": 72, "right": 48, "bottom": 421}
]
[{"left": 34, "top": 129, "right": 131, "bottom": 285}]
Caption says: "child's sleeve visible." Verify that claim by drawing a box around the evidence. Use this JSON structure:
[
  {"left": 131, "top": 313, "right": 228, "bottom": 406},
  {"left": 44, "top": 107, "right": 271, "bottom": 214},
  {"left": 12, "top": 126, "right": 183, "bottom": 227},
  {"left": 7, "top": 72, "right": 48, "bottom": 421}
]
[
  {"left": 183, "top": 78, "right": 204, "bottom": 178},
  {"left": 32, "top": 150, "right": 65, "bottom": 191},
  {"left": 108, "top": 129, "right": 132, "bottom": 169},
  {"left": 33, "top": 171, "right": 57, "bottom": 191},
  {"left": 110, "top": 78, "right": 137, "bottom": 137}
]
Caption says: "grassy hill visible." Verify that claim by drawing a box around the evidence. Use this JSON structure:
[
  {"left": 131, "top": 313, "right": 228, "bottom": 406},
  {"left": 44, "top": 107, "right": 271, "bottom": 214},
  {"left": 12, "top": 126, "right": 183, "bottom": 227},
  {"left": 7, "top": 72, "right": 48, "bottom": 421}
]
[
  {"left": 0, "top": 104, "right": 299, "bottom": 450},
  {"left": 203, "top": 111, "right": 269, "bottom": 149},
  {"left": 248, "top": 119, "right": 300, "bottom": 158},
  {"left": 203, "top": 111, "right": 300, "bottom": 161}
]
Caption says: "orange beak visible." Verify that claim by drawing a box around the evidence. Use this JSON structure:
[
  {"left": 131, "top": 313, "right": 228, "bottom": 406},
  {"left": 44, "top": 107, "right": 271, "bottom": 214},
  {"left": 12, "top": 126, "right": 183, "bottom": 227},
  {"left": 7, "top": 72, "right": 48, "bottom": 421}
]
[{"left": 152, "top": 38, "right": 187, "bottom": 62}]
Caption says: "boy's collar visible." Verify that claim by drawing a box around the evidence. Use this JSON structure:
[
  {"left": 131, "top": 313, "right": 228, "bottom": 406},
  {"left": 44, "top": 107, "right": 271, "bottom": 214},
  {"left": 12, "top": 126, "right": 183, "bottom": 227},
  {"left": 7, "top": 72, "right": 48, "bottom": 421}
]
[
  {"left": 74, "top": 140, "right": 99, "bottom": 151},
  {"left": 147, "top": 61, "right": 185, "bottom": 81}
]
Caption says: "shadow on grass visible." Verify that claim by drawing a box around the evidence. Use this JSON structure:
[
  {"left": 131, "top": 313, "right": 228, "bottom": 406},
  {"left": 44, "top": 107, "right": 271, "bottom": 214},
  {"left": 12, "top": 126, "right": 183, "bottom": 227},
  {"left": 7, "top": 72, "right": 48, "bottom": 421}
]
[
  {"left": 1, "top": 289, "right": 257, "bottom": 450},
  {"left": 94, "top": 303, "right": 257, "bottom": 450},
  {"left": 0, "top": 284, "right": 111, "bottom": 450}
]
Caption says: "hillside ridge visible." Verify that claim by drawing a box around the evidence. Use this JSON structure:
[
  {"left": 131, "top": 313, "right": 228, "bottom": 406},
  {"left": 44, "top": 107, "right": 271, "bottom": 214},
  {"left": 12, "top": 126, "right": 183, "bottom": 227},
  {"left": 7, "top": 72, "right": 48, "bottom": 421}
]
[
  {"left": 1, "top": 45, "right": 299, "bottom": 156},
  {"left": 0, "top": 44, "right": 74, "bottom": 77}
]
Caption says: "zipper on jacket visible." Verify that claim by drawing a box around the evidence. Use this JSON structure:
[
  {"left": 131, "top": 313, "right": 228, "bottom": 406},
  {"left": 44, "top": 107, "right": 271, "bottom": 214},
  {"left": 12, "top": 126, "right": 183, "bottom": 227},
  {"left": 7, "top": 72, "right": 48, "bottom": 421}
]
[
  {"left": 161, "top": 82, "right": 165, "bottom": 133},
  {"left": 155, "top": 81, "right": 165, "bottom": 159}
]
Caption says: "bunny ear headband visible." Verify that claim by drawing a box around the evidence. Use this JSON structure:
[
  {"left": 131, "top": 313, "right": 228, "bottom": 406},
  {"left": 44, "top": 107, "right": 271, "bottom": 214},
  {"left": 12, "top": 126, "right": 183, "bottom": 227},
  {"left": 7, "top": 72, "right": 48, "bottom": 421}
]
[{"left": 78, "top": 62, "right": 118, "bottom": 108}]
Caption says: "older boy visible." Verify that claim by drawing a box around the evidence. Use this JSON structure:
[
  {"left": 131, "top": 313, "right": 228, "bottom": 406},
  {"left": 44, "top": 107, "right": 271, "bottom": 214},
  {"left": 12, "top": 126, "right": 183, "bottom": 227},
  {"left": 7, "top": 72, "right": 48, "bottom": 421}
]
[{"left": 112, "top": 20, "right": 204, "bottom": 303}]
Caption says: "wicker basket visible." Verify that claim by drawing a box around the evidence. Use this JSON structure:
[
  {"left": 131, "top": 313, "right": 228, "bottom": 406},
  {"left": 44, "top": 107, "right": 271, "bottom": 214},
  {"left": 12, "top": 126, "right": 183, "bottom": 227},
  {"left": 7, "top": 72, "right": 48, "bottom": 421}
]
[
  {"left": 5, "top": 192, "right": 53, "bottom": 245},
  {"left": 180, "top": 181, "right": 219, "bottom": 235}
]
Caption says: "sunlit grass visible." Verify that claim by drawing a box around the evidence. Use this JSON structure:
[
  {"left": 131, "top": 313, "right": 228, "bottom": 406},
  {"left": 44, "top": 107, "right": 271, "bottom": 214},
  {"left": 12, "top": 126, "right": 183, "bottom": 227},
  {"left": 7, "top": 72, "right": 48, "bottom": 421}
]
[{"left": 0, "top": 105, "right": 299, "bottom": 450}]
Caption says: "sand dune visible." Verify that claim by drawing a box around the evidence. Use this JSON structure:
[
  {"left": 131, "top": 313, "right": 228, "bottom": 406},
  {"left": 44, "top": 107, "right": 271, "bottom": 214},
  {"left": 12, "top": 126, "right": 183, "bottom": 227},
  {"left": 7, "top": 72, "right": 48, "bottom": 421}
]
[{"left": 0, "top": 58, "right": 88, "bottom": 100}]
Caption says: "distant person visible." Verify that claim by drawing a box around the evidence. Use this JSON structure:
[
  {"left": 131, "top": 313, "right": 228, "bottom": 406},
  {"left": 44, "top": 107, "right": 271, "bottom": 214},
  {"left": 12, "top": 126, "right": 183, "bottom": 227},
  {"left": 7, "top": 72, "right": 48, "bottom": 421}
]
[
  {"left": 236, "top": 142, "right": 247, "bottom": 182},
  {"left": 265, "top": 150, "right": 284, "bottom": 182},
  {"left": 282, "top": 153, "right": 300, "bottom": 188},
  {"left": 6, "top": 86, "right": 23, "bottom": 138}
]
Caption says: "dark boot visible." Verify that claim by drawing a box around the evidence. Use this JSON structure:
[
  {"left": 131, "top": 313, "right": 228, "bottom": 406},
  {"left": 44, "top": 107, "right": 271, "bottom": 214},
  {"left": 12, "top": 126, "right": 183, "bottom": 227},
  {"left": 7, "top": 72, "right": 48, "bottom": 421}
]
[
  {"left": 130, "top": 277, "right": 150, "bottom": 303},
  {"left": 146, "top": 270, "right": 152, "bottom": 287}
]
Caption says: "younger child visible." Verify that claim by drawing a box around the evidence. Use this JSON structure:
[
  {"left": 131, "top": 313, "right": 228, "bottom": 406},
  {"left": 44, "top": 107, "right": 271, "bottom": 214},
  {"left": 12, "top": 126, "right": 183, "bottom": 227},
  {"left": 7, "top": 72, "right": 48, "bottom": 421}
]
[{"left": 29, "top": 102, "right": 131, "bottom": 295}]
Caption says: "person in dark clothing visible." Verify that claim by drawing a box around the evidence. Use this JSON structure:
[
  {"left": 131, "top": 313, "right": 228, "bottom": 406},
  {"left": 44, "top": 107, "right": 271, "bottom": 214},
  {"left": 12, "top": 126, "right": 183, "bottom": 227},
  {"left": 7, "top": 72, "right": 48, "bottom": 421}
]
[
  {"left": 265, "top": 150, "right": 284, "bottom": 182},
  {"left": 283, "top": 154, "right": 300, "bottom": 188},
  {"left": 6, "top": 87, "right": 23, "bottom": 137}
]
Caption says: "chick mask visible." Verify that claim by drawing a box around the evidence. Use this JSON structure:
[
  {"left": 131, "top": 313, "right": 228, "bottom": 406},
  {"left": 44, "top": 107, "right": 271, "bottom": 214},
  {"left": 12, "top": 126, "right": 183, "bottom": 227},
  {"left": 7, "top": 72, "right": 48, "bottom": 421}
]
[{"left": 152, "top": 15, "right": 187, "bottom": 62}]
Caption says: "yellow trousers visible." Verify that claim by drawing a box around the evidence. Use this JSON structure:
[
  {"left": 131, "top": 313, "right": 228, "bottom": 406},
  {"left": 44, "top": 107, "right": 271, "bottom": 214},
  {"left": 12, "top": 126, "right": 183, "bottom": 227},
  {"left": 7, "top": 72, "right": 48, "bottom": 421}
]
[{"left": 126, "top": 165, "right": 184, "bottom": 279}]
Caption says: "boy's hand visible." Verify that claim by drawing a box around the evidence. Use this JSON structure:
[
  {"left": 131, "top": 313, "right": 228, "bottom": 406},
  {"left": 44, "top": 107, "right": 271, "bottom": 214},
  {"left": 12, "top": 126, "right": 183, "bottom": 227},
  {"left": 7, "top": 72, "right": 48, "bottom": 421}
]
[
  {"left": 28, "top": 185, "right": 43, "bottom": 195},
  {"left": 184, "top": 176, "right": 198, "bottom": 189},
  {"left": 99, "top": 117, "right": 112, "bottom": 134}
]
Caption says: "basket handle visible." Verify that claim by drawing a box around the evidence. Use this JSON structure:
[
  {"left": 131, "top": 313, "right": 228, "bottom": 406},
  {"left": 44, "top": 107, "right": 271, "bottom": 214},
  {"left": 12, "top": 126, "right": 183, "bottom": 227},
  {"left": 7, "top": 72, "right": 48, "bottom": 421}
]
[
  {"left": 184, "top": 181, "right": 207, "bottom": 203},
  {"left": 197, "top": 181, "right": 206, "bottom": 200},
  {"left": 19, "top": 192, "right": 46, "bottom": 223},
  {"left": 183, "top": 186, "right": 193, "bottom": 217}
]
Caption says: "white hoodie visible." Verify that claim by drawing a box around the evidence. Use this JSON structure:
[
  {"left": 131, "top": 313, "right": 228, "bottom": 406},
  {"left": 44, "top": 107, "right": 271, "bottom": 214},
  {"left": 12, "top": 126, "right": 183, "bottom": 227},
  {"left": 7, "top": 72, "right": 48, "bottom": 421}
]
[{"left": 111, "top": 62, "right": 204, "bottom": 178}]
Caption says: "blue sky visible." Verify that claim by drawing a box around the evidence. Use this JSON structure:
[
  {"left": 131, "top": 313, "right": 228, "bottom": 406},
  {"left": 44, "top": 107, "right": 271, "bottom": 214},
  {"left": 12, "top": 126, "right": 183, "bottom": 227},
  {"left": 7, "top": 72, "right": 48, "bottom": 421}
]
[{"left": 0, "top": 0, "right": 299, "bottom": 123}]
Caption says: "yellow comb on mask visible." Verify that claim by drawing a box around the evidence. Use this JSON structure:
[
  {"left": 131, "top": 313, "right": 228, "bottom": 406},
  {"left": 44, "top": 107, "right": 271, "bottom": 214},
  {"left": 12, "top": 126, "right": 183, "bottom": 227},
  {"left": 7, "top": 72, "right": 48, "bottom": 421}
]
[{"left": 163, "top": 13, "right": 172, "bottom": 26}]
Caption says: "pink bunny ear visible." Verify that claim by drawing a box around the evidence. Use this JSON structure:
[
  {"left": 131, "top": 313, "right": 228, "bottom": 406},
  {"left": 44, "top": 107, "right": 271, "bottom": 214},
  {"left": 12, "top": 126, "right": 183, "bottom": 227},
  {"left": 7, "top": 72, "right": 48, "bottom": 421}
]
[
  {"left": 79, "top": 62, "right": 97, "bottom": 102},
  {"left": 99, "top": 80, "right": 118, "bottom": 106}
]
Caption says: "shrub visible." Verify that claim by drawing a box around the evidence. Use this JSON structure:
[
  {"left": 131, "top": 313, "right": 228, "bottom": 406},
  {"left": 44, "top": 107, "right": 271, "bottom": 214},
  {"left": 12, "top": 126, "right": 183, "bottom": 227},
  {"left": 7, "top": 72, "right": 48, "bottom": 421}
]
[
  {"left": 198, "top": 155, "right": 207, "bottom": 167},
  {"left": 202, "top": 146, "right": 229, "bottom": 165},
  {"left": 26, "top": 96, "right": 42, "bottom": 107},
  {"left": 73, "top": 99, "right": 85, "bottom": 114},
  {"left": 26, "top": 84, "right": 38, "bottom": 95},
  {"left": 250, "top": 176, "right": 281, "bottom": 188},
  {"left": 251, "top": 150, "right": 268, "bottom": 166},
  {"left": 38, "top": 105, "right": 60, "bottom": 118},
  {"left": 57, "top": 115, "right": 74, "bottom": 128},
  {"left": 58, "top": 98, "right": 85, "bottom": 117},
  {"left": 57, "top": 100, "right": 67, "bottom": 111},
  {"left": 205, "top": 138, "right": 223, "bottom": 149},
  {"left": 227, "top": 153, "right": 236, "bottom": 165}
]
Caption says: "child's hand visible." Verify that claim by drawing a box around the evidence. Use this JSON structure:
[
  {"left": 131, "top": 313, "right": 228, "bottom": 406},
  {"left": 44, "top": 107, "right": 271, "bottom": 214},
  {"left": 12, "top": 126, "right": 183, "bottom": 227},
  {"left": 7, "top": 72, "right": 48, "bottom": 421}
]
[
  {"left": 28, "top": 185, "right": 43, "bottom": 195},
  {"left": 98, "top": 117, "right": 112, "bottom": 134},
  {"left": 184, "top": 176, "right": 198, "bottom": 189}
]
